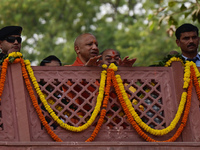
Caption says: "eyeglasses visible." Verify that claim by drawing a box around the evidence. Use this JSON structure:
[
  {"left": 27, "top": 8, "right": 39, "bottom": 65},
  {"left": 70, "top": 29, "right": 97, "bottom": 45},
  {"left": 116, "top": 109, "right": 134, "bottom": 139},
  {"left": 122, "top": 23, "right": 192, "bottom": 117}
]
[{"left": 4, "top": 37, "right": 22, "bottom": 43}]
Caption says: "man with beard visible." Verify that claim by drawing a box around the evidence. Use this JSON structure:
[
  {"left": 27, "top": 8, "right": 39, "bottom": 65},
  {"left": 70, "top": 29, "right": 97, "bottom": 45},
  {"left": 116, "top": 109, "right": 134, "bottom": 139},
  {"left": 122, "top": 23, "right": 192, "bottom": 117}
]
[
  {"left": 0, "top": 26, "right": 22, "bottom": 62},
  {"left": 175, "top": 23, "right": 200, "bottom": 66}
]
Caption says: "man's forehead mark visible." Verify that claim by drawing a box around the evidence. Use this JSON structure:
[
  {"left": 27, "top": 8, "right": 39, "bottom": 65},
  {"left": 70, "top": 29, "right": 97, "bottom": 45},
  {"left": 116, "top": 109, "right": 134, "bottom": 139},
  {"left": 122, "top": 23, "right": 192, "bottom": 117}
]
[
  {"left": 106, "top": 55, "right": 118, "bottom": 59},
  {"left": 112, "top": 50, "right": 116, "bottom": 55}
]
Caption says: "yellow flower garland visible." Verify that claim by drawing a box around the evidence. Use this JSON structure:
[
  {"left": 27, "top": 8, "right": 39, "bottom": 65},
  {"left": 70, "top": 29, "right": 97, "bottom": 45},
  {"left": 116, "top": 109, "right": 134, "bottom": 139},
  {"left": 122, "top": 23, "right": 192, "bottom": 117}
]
[
  {"left": 165, "top": 57, "right": 195, "bottom": 89},
  {"left": 164, "top": 57, "right": 184, "bottom": 67},
  {"left": 25, "top": 59, "right": 107, "bottom": 132},
  {"left": 0, "top": 53, "right": 62, "bottom": 141},
  {"left": 115, "top": 74, "right": 187, "bottom": 136},
  {"left": 2, "top": 53, "right": 199, "bottom": 142},
  {"left": 8, "top": 52, "right": 23, "bottom": 58},
  {"left": 114, "top": 58, "right": 198, "bottom": 136},
  {"left": 183, "top": 62, "right": 191, "bottom": 89}
]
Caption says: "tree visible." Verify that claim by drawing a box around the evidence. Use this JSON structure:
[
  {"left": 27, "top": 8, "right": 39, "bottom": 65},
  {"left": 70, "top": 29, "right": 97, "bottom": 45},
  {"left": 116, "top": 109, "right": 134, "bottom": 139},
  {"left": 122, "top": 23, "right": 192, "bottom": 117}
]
[
  {"left": 0, "top": 0, "right": 101, "bottom": 65},
  {"left": 0, "top": 0, "right": 197, "bottom": 66},
  {"left": 148, "top": 0, "right": 200, "bottom": 32}
]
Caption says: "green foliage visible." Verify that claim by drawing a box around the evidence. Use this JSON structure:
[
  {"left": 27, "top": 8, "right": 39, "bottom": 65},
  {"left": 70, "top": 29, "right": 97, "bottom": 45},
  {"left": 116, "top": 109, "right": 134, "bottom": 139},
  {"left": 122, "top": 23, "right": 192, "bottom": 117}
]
[
  {"left": 168, "top": 1, "right": 176, "bottom": 7},
  {"left": 0, "top": 0, "right": 198, "bottom": 66},
  {"left": 149, "top": 0, "right": 200, "bottom": 28}
]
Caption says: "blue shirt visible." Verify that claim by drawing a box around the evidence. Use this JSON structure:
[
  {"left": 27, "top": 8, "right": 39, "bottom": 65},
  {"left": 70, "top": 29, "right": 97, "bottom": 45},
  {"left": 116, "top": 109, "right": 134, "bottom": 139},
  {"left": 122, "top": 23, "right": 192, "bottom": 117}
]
[{"left": 182, "top": 54, "right": 200, "bottom": 67}]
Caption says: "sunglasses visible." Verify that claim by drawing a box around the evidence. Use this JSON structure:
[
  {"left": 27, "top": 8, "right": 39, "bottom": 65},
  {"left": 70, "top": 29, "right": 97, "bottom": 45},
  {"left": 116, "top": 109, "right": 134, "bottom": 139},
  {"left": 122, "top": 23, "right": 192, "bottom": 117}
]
[{"left": 4, "top": 37, "right": 22, "bottom": 43}]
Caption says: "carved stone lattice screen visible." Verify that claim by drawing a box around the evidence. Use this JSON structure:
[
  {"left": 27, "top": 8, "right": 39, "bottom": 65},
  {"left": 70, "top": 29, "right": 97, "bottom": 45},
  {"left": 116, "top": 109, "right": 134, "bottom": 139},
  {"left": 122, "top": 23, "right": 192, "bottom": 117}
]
[{"left": 24, "top": 66, "right": 178, "bottom": 142}]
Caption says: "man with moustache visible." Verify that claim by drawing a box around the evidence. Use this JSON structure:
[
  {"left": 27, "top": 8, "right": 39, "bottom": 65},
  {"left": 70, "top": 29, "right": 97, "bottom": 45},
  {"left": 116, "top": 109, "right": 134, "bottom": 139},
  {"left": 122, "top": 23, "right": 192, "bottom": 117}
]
[
  {"left": 175, "top": 23, "right": 200, "bottom": 66},
  {"left": 0, "top": 26, "right": 22, "bottom": 61}
]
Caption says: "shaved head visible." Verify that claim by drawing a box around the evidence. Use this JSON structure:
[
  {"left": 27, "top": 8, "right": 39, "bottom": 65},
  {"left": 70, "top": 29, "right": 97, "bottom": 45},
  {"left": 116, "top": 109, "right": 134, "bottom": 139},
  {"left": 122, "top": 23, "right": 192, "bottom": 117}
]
[
  {"left": 74, "top": 33, "right": 94, "bottom": 47},
  {"left": 73, "top": 33, "right": 99, "bottom": 64}
]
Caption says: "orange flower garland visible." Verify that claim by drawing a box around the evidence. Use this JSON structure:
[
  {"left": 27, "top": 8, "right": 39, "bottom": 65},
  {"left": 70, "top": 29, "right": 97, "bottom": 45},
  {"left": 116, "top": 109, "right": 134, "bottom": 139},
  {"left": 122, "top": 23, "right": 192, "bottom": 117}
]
[
  {"left": 85, "top": 68, "right": 113, "bottom": 142},
  {"left": 112, "top": 68, "right": 193, "bottom": 142},
  {"left": 191, "top": 65, "right": 200, "bottom": 100},
  {"left": 0, "top": 58, "right": 9, "bottom": 101},
  {"left": 19, "top": 58, "right": 62, "bottom": 142},
  {"left": 0, "top": 56, "right": 62, "bottom": 141},
  {"left": 0, "top": 53, "right": 199, "bottom": 143}
]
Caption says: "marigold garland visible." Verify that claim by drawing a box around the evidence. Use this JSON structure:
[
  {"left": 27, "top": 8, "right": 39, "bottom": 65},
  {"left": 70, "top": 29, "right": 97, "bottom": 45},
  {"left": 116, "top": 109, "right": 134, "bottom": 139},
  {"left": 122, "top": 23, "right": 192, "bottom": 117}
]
[
  {"left": 112, "top": 66, "right": 193, "bottom": 142},
  {"left": 0, "top": 53, "right": 62, "bottom": 142},
  {"left": 191, "top": 65, "right": 200, "bottom": 100},
  {"left": 86, "top": 68, "right": 113, "bottom": 142},
  {"left": 112, "top": 58, "right": 196, "bottom": 140},
  {"left": 164, "top": 58, "right": 193, "bottom": 89},
  {"left": 0, "top": 53, "right": 24, "bottom": 99},
  {"left": 116, "top": 74, "right": 187, "bottom": 136},
  {"left": 19, "top": 58, "right": 62, "bottom": 142},
  {"left": 0, "top": 58, "right": 9, "bottom": 101},
  {"left": 164, "top": 56, "right": 184, "bottom": 67},
  {"left": 1, "top": 53, "right": 200, "bottom": 143},
  {"left": 25, "top": 59, "right": 107, "bottom": 132},
  {"left": 22, "top": 57, "right": 200, "bottom": 141}
]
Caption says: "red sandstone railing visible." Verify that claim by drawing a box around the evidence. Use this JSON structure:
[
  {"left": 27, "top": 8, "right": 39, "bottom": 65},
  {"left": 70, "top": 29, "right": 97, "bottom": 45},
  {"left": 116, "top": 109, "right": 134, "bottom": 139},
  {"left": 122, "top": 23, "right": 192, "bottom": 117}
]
[{"left": 0, "top": 62, "right": 200, "bottom": 142}]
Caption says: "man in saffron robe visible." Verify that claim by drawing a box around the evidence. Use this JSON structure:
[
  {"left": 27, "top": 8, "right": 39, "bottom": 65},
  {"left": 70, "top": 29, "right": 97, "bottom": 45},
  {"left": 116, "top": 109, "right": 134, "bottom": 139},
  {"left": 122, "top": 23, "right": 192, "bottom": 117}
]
[
  {"left": 71, "top": 33, "right": 101, "bottom": 66},
  {"left": 64, "top": 33, "right": 101, "bottom": 124}
]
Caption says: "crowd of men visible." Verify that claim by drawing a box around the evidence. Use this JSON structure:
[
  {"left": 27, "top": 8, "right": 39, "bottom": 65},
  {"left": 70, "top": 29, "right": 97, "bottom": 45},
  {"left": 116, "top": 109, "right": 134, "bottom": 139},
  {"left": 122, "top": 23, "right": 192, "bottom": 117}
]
[{"left": 0, "top": 23, "right": 199, "bottom": 67}]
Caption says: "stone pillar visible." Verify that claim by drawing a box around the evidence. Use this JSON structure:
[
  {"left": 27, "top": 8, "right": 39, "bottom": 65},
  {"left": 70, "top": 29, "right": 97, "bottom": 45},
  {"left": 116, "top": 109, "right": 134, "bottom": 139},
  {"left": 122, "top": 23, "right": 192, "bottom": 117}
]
[{"left": 9, "top": 63, "right": 31, "bottom": 141}]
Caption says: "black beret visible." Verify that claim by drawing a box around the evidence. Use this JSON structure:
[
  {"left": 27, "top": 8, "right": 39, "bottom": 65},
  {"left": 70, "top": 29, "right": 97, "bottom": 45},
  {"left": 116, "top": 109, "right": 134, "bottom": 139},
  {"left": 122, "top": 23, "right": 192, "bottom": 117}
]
[{"left": 0, "top": 26, "right": 22, "bottom": 40}]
